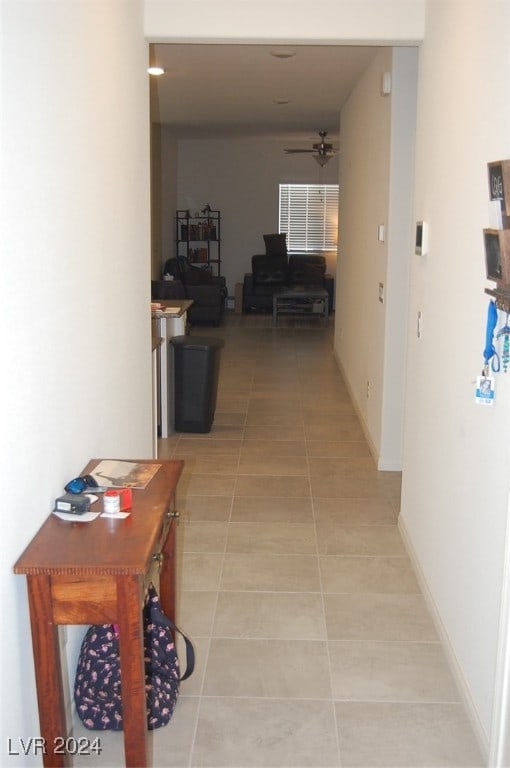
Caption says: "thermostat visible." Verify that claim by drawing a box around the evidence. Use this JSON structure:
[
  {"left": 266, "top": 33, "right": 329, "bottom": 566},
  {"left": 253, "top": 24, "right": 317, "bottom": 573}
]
[{"left": 415, "top": 221, "right": 428, "bottom": 256}]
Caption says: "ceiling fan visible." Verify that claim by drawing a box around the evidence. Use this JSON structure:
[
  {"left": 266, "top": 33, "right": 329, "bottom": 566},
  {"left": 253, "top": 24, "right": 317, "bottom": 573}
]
[{"left": 284, "top": 130, "right": 338, "bottom": 167}]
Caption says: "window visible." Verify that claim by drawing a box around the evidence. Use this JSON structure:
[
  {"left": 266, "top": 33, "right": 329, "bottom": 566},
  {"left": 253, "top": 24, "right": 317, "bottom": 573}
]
[{"left": 279, "top": 184, "right": 339, "bottom": 253}]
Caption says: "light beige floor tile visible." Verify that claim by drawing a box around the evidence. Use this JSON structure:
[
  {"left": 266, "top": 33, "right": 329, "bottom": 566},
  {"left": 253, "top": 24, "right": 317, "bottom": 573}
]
[
  {"left": 244, "top": 425, "right": 305, "bottom": 441},
  {"left": 306, "top": 441, "right": 372, "bottom": 458},
  {"left": 235, "top": 474, "right": 311, "bottom": 497},
  {"left": 319, "top": 555, "right": 419, "bottom": 593},
  {"left": 212, "top": 411, "right": 246, "bottom": 426},
  {"left": 329, "top": 641, "right": 459, "bottom": 701},
  {"left": 226, "top": 521, "right": 317, "bottom": 554},
  {"left": 175, "top": 438, "right": 241, "bottom": 456},
  {"left": 179, "top": 590, "right": 218, "bottom": 636},
  {"left": 324, "top": 593, "right": 438, "bottom": 641},
  {"left": 214, "top": 402, "right": 249, "bottom": 418},
  {"left": 203, "top": 638, "right": 331, "bottom": 698},
  {"left": 201, "top": 424, "right": 245, "bottom": 440},
  {"left": 180, "top": 553, "right": 224, "bottom": 591},
  {"left": 335, "top": 701, "right": 484, "bottom": 767},
  {"left": 303, "top": 413, "right": 363, "bottom": 429},
  {"left": 212, "top": 591, "right": 327, "bottom": 639},
  {"left": 237, "top": 455, "right": 309, "bottom": 476},
  {"left": 245, "top": 411, "right": 304, "bottom": 427},
  {"left": 181, "top": 521, "right": 229, "bottom": 553},
  {"left": 231, "top": 496, "right": 313, "bottom": 523},
  {"left": 305, "top": 423, "right": 366, "bottom": 441},
  {"left": 308, "top": 457, "right": 377, "bottom": 476},
  {"left": 240, "top": 439, "right": 307, "bottom": 457},
  {"left": 192, "top": 697, "right": 340, "bottom": 766},
  {"left": 316, "top": 523, "right": 406, "bottom": 556},
  {"left": 247, "top": 398, "right": 303, "bottom": 413},
  {"left": 220, "top": 553, "right": 321, "bottom": 592},
  {"left": 176, "top": 454, "right": 239, "bottom": 474},
  {"left": 185, "top": 473, "right": 236, "bottom": 496},
  {"left": 181, "top": 496, "right": 232, "bottom": 521},
  {"left": 314, "top": 497, "right": 397, "bottom": 525},
  {"left": 311, "top": 474, "right": 391, "bottom": 498}
]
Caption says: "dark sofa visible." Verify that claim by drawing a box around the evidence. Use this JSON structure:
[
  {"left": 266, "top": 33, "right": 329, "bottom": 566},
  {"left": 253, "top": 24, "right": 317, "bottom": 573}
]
[
  {"left": 152, "top": 257, "right": 227, "bottom": 326},
  {"left": 243, "top": 251, "right": 334, "bottom": 313}
]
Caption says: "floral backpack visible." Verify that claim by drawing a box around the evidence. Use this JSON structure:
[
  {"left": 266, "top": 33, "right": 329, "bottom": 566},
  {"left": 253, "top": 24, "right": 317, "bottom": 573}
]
[{"left": 74, "top": 583, "right": 194, "bottom": 730}]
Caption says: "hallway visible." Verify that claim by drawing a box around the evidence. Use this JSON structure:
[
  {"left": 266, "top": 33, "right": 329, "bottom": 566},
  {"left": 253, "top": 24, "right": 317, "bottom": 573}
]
[{"left": 75, "top": 313, "right": 484, "bottom": 767}]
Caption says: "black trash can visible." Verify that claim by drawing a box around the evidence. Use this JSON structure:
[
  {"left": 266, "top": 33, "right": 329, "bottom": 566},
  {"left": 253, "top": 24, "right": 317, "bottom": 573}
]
[{"left": 170, "top": 335, "right": 224, "bottom": 433}]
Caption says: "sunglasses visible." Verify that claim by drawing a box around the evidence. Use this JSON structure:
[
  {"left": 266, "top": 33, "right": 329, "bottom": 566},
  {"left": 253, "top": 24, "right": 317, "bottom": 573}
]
[{"left": 64, "top": 474, "right": 99, "bottom": 494}]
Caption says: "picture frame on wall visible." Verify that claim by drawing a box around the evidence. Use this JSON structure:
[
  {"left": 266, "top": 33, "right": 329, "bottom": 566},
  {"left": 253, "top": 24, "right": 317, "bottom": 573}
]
[
  {"left": 488, "top": 160, "right": 510, "bottom": 218},
  {"left": 483, "top": 228, "right": 510, "bottom": 284}
]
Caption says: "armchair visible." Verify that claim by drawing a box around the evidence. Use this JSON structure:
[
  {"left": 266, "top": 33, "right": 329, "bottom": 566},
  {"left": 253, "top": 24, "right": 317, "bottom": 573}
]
[{"left": 154, "top": 258, "right": 227, "bottom": 326}]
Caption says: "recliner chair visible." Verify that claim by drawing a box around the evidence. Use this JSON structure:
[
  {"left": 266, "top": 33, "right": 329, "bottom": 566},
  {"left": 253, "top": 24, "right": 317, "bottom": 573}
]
[{"left": 152, "top": 258, "right": 227, "bottom": 326}]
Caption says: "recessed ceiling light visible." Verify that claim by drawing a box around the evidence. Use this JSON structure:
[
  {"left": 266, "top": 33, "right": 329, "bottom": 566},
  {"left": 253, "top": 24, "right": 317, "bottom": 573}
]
[
  {"left": 147, "top": 66, "right": 165, "bottom": 76},
  {"left": 270, "top": 49, "right": 296, "bottom": 59}
]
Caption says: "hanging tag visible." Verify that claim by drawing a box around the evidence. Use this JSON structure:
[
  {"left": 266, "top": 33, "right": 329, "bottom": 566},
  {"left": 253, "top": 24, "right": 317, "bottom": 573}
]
[{"left": 475, "top": 373, "right": 495, "bottom": 404}]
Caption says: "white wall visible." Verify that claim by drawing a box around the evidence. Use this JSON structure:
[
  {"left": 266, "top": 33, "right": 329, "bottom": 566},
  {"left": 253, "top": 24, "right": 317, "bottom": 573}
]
[
  {"left": 401, "top": 0, "right": 510, "bottom": 749},
  {"left": 334, "top": 47, "right": 417, "bottom": 470},
  {"left": 175, "top": 138, "right": 338, "bottom": 295},
  {"left": 1, "top": 1, "right": 151, "bottom": 760}
]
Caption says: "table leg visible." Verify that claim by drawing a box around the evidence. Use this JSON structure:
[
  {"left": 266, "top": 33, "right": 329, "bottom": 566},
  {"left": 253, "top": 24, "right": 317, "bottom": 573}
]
[
  {"left": 26, "top": 575, "right": 69, "bottom": 767},
  {"left": 159, "top": 518, "right": 177, "bottom": 625},
  {"left": 158, "top": 316, "right": 169, "bottom": 438},
  {"left": 116, "top": 576, "right": 148, "bottom": 767}
]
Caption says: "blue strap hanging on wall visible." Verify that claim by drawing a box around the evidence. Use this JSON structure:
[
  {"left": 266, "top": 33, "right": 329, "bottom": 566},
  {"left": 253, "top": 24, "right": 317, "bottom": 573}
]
[{"left": 483, "top": 300, "right": 500, "bottom": 372}]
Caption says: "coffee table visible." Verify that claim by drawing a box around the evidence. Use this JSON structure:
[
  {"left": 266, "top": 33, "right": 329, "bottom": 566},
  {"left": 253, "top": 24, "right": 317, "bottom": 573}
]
[{"left": 273, "top": 286, "right": 329, "bottom": 326}]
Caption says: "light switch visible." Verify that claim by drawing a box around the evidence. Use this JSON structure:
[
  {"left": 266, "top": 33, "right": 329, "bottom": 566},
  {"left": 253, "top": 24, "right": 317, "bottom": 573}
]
[{"left": 378, "top": 224, "right": 385, "bottom": 242}]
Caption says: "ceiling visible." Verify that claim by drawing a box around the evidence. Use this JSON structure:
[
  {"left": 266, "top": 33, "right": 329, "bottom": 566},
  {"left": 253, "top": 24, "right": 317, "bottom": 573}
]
[{"left": 149, "top": 43, "right": 380, "bottom": 144}]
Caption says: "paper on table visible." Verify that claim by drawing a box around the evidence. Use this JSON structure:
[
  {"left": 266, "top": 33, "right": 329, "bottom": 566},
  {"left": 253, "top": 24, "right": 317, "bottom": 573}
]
[
  {"left": 52, "top": 510, "right": 101, "bottom": 523},
  {"left": 90, "top": 460, "right": 161, "bottom": 489},
  {"left": 101, "top": 510, "right": 131, "bottom": 519}
]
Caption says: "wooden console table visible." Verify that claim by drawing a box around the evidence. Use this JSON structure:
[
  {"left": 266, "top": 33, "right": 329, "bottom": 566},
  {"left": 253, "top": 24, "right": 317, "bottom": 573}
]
[{"left": 14, "top": 458, "right": 184, "bottom": 768}]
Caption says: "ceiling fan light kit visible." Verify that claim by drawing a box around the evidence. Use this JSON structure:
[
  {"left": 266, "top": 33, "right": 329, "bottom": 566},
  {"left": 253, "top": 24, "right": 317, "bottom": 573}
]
[{"left": 314, "top": 153, "right": 330, "bottom": 167}]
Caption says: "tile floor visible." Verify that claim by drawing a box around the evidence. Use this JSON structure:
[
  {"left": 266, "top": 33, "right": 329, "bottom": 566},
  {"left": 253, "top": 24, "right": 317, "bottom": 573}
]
[{"left": 74, "top": 313, "right": 485, "bottom": 767}]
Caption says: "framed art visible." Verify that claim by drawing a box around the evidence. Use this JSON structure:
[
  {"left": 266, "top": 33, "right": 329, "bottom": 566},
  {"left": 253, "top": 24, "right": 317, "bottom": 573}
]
[
  {"left": 488, "top": 160, "right": 510, "bottom": 218},
  {"left": 483, "top": 228, "right": 510, "bottom": 285}
]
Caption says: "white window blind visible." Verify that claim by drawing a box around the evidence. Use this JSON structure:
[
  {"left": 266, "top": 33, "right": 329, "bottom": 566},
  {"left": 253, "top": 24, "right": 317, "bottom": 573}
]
[{"left": 279, "top": 184, "right": 339, "bottom": 252}]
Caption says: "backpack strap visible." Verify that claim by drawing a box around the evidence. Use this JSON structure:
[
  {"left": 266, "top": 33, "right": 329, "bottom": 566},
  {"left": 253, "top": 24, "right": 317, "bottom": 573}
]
[{"left": 145, "top": 583, "right": 195, "bottom": 681}]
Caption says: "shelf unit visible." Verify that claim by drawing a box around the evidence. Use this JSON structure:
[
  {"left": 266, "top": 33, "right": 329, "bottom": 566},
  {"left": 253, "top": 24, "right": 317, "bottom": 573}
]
[{"left": 176, "top": 209, "right": 221, "bottom": 277}]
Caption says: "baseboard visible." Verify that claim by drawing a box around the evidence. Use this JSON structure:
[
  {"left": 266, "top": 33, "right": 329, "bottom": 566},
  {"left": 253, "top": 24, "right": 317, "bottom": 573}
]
[
  {"left": 398, "top": 515, "right": 489, "bottom": 762},
  {"left": 333, "top": 350, "right": 401, "bottom": 471}
]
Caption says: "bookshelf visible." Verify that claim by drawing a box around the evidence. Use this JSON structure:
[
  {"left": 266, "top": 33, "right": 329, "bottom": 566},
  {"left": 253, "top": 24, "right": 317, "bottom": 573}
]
[{"left": 176, "top": 209, "right": 221, "bottom": 276}]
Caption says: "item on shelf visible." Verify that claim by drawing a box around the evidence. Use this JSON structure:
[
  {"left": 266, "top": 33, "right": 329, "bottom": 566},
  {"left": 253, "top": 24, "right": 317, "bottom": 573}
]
[{"left": 176, "top": 209, "right": 221, "bottom": 277}]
